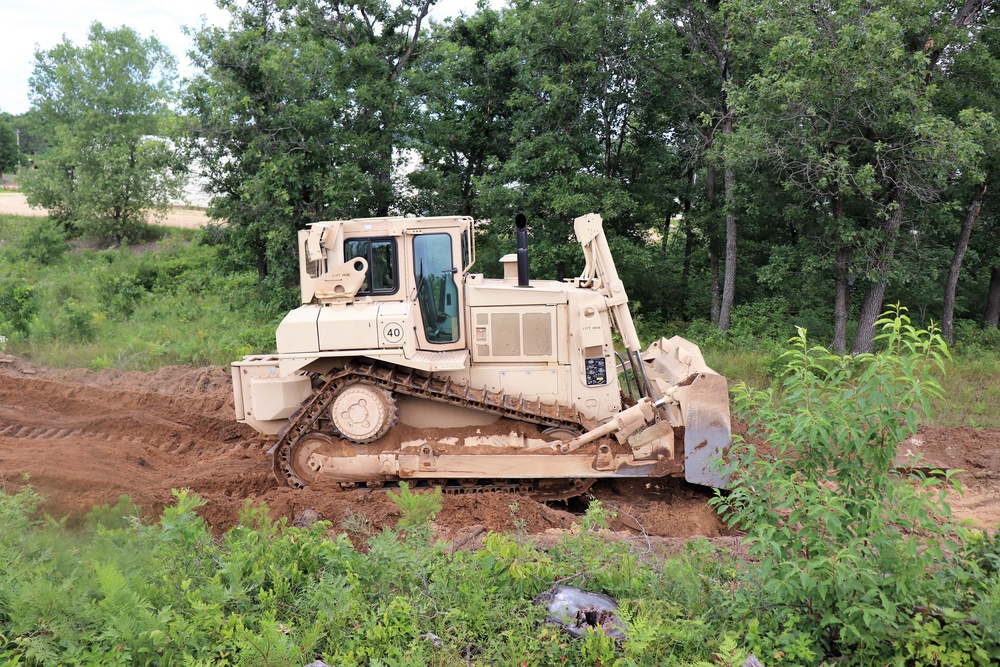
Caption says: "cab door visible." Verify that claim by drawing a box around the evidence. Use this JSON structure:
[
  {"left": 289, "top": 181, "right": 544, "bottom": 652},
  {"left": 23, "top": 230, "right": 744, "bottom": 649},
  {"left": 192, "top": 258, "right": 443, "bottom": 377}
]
[{"left": 412, "top": 231, "right": 464, "bottom": 350}]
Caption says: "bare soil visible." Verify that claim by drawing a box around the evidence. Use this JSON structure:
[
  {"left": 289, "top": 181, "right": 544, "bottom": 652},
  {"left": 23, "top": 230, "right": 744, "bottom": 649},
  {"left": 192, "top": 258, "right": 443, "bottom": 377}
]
[
  {"left": 1, "top": 354, "right": 997, "bottom": 545},
  {"left": 0, "top": 193, "right": 207, "bottom": 229}
]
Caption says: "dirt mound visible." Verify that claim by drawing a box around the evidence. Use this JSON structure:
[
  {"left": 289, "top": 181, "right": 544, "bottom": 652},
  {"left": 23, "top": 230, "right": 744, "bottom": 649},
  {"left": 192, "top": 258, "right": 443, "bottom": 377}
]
[{"left": 1, "top": 354, "right": 998, "bottom": 539}]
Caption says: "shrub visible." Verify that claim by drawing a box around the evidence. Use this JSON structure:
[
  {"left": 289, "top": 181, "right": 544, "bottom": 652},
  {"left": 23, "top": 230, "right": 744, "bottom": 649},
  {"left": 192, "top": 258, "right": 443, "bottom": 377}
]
[
  {"left": 60, "top": 297, "right": 97, "bottom": 341},
  {"left": 714, "top": 306, "right": 967, "bottom": 663},
  {"left": 92, "top": 264, "right": 147, "bottom": 319},
  {"left": 0, "top": 278, "right": 38, "bottom": 336},
  {"left": 952, "top": 318, "right": 1000, "bottom": 356},
  {"left": 13, "top": 218, "right": 67, "bottom": 265}
]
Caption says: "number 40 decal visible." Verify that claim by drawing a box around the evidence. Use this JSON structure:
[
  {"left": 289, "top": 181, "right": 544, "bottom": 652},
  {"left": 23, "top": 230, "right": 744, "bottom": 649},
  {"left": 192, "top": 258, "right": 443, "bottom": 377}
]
[{"left": 382, "top": 323, "right": 404, "bottom": 344}]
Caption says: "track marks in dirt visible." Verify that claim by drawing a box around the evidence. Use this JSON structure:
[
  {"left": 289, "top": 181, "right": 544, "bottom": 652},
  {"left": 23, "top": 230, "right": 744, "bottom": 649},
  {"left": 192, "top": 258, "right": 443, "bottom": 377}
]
[{"left": 0, "top": 358, "right": 266, "bottom": 522}]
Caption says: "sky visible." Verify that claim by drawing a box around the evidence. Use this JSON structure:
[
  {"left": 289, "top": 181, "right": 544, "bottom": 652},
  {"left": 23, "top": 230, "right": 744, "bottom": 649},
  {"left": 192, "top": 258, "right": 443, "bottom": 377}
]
[{"left": 0, "top": 0, "right": 482, "bottom": 116}]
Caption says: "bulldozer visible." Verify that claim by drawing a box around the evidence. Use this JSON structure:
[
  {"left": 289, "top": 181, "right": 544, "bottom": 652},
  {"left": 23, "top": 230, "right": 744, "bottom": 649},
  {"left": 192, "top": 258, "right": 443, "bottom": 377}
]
[{"left": 232, "top": 212, "right": 731, "bottom": 500}]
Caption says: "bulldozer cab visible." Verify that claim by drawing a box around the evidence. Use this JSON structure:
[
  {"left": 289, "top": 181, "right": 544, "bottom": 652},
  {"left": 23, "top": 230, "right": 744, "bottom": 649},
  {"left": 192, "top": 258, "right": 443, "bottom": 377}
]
[{"left": 297, "top": 216, "right": 474, "bottom": 352}]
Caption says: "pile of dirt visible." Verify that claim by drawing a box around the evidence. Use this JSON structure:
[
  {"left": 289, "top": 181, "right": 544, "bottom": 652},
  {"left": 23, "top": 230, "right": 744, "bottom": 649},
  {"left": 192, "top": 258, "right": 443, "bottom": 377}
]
[{"left": 1, "top": 354, "right": 998, "bottom": 540}]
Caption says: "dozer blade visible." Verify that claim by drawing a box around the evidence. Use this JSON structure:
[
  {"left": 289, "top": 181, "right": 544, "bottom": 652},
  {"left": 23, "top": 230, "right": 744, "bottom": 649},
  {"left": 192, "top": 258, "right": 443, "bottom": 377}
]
[{"left": 641, "top": 336, "right": 732, "bottom": 488}]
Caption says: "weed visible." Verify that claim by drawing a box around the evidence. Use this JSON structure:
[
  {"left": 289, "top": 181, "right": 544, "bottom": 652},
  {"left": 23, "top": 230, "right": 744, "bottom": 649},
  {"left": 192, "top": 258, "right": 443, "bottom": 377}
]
[
  {"left": 339, "top": 511, "right": 375, "bottom": 539},
  {"left": 387, "top": 481, "right": 442, "bottom": 535},
  {"left": 509, "top": 499, "right": 528, "bottom": 540}
]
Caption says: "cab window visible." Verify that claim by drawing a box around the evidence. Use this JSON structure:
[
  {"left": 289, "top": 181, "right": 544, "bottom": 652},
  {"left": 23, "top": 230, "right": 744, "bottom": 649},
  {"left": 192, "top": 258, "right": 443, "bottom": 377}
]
[
  {"left": 344, "top": 237, "right": 397, "bottom": 295},
  {"left": 413, "top": 233, "right": 460, "bottom": 344}
]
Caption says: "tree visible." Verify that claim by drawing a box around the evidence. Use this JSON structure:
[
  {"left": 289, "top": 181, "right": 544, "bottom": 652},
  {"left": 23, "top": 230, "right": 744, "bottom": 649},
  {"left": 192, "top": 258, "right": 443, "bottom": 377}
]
[
  {"left": 475, "top": 0, "right": 647, "bottom": 236},
  {"left": 648, "top": 0, "right": 745, "bottom": 330},
  {"left": 21, "top": 23, "right": 183, "bottom": 242},
  {"left": 185, "top": 0, "right": 435, "bottom": 294},
  {"left": 726, "top": 0, "right": 988, "bottom": 352},
  {"left": 405, "top": 6, "right": 518, "bottom": 219},
  {"left": 937, "top": 5, "right": 1000, "bottom": 341},
  {"left": 469, "top": 0, "right": 687, "bottom": 282},
  {"left": 0, "top": 115, "right": 17, "bottom": 179}
]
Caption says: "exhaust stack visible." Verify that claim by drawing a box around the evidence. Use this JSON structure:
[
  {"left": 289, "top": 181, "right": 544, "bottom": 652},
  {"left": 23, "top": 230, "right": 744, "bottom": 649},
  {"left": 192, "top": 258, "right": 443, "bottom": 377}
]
[{"left": 515, "top": 213, "right": 530, "bottom": 288}]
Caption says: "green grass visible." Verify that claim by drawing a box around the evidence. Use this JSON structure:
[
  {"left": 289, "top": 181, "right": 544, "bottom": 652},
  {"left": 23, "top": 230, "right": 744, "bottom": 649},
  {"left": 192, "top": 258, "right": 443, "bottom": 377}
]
[
  {"left": 931, "top": 354, "right": 1000, "bottom": 428},
  {"left": 703, "top": 338, "right": 1000, "bottom": 430},
  {"left": 0, "top": 213, "right": 283, "bottom": 370},
  {"left": 703, "top": 348, "right": 773, "bottom": 390}
]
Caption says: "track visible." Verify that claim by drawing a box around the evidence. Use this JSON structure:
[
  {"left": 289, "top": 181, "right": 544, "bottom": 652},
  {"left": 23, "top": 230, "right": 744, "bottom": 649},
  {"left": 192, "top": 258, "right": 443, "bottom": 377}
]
[
  {"left": 2, "top": 354, "right": 999, "bottom": 538},
  {"left": 272, "top": 359, "right": 601, "bottom": 499}
]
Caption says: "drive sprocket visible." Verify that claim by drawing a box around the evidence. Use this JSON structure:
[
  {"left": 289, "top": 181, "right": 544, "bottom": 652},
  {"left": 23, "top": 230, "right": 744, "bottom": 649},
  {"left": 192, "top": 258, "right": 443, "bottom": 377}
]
[{"left": 329, "top": 382, "right": 396, "bottom": 443}]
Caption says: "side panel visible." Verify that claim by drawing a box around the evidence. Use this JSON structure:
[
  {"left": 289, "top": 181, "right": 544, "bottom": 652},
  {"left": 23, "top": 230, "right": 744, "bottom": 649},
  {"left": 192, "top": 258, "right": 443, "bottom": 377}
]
[
  {"left": 276, "top": 306, "right": 321, "bottom": 354},
  {"left": 470, "top": 305, "right": 558, "bottom": 363},
  {"left": 566, "top": 291, "right": 620, "bottom": 421},
  {"left": 376, "top": 301, "right": 416, "bottom": 358},
  {"left": 317, "top": 302, "right": 379, "bottom": 350}
]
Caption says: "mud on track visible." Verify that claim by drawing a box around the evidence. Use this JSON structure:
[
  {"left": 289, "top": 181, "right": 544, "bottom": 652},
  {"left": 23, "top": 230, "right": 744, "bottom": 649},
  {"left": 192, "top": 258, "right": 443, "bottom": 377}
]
[{"left": 1, "top": 354, "right": 998, "bottom": 541}]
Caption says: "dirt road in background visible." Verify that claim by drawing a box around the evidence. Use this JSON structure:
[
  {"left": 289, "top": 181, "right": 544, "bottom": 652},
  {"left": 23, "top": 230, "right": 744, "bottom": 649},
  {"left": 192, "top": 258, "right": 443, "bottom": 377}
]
[
  {"left": 0, "top": 356, "right": 997, "bottom": 540},
  {"left": 0, "top": 193, "right": 208, "bottom": 229}
]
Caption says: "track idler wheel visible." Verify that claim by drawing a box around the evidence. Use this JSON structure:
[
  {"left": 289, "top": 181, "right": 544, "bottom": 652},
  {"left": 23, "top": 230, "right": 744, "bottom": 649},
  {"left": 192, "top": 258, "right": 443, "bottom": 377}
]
[{"left": 286, "top": 432, "right": 335, "bottom": 486}]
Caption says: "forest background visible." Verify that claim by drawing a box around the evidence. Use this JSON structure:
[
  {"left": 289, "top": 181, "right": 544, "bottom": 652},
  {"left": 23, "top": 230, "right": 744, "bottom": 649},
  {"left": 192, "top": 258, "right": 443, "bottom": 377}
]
[{"left": 1, "top": 0, "right": 999, "bottom": 358}]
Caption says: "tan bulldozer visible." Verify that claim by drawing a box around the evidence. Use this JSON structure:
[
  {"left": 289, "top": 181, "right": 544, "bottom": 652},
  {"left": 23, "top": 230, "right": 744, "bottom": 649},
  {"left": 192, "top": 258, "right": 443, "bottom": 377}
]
[{"left": 232, "top": 212, "right": 731, "bottom": 499}]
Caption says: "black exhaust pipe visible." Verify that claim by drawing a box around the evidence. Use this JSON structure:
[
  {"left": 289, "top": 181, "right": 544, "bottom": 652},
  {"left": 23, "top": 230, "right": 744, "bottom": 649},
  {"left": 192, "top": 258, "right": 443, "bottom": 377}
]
[{"left": 515, "top": 213, "right": 531, "bottom": 288}]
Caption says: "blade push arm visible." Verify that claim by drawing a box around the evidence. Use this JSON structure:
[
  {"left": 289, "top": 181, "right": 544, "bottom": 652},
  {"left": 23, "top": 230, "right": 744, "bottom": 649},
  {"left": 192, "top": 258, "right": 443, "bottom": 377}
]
[{"left": 573, "top": 213, "right": 642, "bottom": 355}]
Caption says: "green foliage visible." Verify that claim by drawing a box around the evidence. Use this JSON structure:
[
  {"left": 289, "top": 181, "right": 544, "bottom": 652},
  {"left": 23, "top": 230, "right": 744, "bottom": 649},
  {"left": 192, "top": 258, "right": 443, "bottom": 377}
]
[
  {"left": 0, "top": 278, "right": 37, "bottom": 337},
  {"left": 58, "top": 298, "right": 97, "bottom": 342},
  {"left": 0, "top": 215, "right": 284, "bottom": 368},
  {"left": 387, "top": 481, "right": 443, "bottom": 534},
  {"left": 16, "top": 469, "right": 1000, "bottom": 667},
  {"left": 9, "top": 218, "right": 67, "bottom": 265},
  {"left": 85, "top": 494, "right": 143, "bottom": 530},
  {"left": 0, "top": 484, "right": 756, "bottom": 667},
  {"left": 0, "top": 117, "right": 19, "bottom": 177},
  {"left": 713, "top": 307, "right": 978, "bottom": 662},
  {"left": 92, "top": 262, "right": 147, "bottom": 320}
]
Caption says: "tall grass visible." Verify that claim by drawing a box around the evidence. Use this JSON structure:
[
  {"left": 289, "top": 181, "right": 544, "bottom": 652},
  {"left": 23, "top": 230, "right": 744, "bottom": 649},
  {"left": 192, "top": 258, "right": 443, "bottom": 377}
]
[{"left": 0, "top": 214, "right": 282, "bottom": 369}]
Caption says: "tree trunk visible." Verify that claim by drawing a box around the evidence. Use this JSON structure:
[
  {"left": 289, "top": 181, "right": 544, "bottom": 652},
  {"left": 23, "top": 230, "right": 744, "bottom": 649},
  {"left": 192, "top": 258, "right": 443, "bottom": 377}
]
[
  {"left": 719, "top": 161, "right": 737, "bottom": 331},
  {"left": 853, "top": 282, "right": 887, "bottom": 354},
  {"left": 986, "top": 265, "right": 1000, "bottom": 329},
  {"left": 375, "top": 144, "right": 393, "bottom": 217},
  {"left": 831, "top": 192, "right": 850, "bottom": 354},
  {"left": 705, "top": 164, "right": 721, "bottom": 325},
  {"left": 715, "top": 20, "right": 737, "bottom": 332},
  {"left": 257, "top": 246, "right": 268, "bottom": 282},
  {"left": 681, "top": 215, "right": 694, "bottom": 315},
  {"left": 710, "top": 252, "right": 720, "bottom": 325},
  {"left": 661, "top": 214, "right": 671, "bottom": 253},
  {"left": 681, "top": 191, "right": 694, "bottom": 282},
  {"left": 942, "top": 179, "right": 988, "bottom": 341},
  {"left": 682, "top": 218, "right": 694, "bottom": 283},
  {"left": 833, "top": 245, "right": 851, "bottom": 354},
  {"left": 852, "top": 188, "right": 907, "bottom": 354}
]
